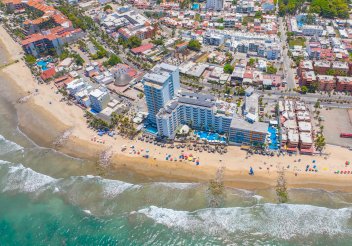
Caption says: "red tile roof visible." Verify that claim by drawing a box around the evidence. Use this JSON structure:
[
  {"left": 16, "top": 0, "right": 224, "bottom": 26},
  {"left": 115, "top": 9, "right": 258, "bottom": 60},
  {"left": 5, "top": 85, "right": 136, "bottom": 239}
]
[
  {"left": 40, "top": 67, "right": 56, "bottom": 80},
  {"left": 131, "top": 43, "right": 154, "bottom": 54}
]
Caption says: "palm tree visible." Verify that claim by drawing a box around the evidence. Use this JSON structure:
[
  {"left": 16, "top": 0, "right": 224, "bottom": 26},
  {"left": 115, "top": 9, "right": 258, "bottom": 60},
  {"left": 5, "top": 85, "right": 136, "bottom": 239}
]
[{"left": 315, "top": 134, "right": 326, "bottom": 152}]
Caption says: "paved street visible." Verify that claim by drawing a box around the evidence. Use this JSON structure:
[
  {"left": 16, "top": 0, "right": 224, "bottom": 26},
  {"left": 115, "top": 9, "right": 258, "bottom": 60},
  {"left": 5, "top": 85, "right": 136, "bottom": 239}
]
[{"left": 278, "top": 17, "right": 296, "bottom": 90}]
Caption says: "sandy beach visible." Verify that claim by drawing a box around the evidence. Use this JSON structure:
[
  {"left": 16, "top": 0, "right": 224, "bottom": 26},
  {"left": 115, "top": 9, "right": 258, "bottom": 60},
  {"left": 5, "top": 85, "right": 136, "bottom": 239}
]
[{"left": 1, "top": 25, "right": 352, "bottom": 192}]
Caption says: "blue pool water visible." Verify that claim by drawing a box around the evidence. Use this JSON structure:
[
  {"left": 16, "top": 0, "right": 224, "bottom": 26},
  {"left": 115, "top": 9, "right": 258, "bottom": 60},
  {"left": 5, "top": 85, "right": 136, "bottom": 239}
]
[
  {"left": 90, "top": 108, "right": 99, "bottom": 114},
  {"left": 192, "top": 3, "right": 199, "bottom": 10},
  {"left": 145, "top": 125, "right": 158, "bottom": 135},
  {"left": 268, "top": 126, "right": 279, "bottom": 150},
  {"left": 297, "top": 21, "right": 304, "bottom": 28},
  {"left": 194, "top": 130, "right": 227, "bottom": 143},
  {"left": 36, "top": 58, "right": 53, "bottom": 71}
]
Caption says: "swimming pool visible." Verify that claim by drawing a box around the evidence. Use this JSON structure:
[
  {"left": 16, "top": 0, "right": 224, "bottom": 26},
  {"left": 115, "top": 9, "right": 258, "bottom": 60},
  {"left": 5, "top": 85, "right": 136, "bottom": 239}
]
[
  {"left": 194, "top": 130, "right": 227, "bottom": 143},
  {"left": 144, "top": 125, "right": 158, "bottom": 135},
  {"left": 192, "top": 3, "right": 199, "bottom": 10},
  {"left": 297, "top": 21, "right": 304, "bottom": 28},
  {"left": 268, "top": 126, "right": 279, "bottom": 150},
  {"left": 37, "top": 58, "right": 53, "bottom": 71}
]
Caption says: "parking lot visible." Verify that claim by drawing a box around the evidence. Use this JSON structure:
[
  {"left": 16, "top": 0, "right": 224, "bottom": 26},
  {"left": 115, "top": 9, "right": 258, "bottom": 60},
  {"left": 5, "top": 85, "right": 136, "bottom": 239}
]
[{"left": 321, "top": 108, "right": 352, "bottom": 147}]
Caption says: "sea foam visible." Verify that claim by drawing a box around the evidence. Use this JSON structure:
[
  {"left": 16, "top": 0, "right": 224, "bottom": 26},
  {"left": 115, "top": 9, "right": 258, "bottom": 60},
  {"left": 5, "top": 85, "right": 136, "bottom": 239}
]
[
  {"left": 152, "top": 182, "right": 200, "bottom": 190},
  {"left": 138, "top": 204, "right": 352, "bottom": 240},
  {"left": 0, "top": 160, "right": 56, "bottom": 193},
  {"left": 0, "top": 134, "right": 23, "bottom": 155}
]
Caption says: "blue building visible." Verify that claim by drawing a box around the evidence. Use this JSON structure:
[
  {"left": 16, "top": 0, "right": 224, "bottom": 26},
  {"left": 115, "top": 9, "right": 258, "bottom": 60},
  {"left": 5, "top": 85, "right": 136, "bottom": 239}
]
[{"left": 142, "top": 63, "right": 180, "bottom": 125}]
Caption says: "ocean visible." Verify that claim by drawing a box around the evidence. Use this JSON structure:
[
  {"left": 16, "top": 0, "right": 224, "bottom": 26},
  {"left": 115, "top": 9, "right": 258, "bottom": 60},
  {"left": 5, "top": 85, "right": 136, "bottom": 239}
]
[{"left": 1, "top": 51, "right": 352, "bottom": 246}]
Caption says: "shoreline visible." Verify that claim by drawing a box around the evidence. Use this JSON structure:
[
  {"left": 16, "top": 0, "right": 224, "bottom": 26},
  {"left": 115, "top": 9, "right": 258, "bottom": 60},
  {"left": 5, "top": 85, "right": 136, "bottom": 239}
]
[{"left": 1, "top": 25, "right": 352, "bottom": 192}]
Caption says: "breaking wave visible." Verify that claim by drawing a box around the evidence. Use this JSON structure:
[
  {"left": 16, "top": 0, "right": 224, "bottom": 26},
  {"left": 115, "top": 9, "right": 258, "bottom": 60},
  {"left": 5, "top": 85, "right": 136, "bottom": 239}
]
[
  {"left": 0, "top": 134, "right": 23, "bottom": 155},
  {"left": 0, "top": 160, "right": 55, "bottom": 193},
  {"left": 138, "top": 204, "right": 352, "bottom": 240}
]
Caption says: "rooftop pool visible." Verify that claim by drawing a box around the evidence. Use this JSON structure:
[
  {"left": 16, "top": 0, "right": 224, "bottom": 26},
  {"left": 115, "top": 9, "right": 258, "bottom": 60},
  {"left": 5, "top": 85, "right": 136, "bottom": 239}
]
[{"left": 194, "top": 130, "right": 227, "bottom": 143}]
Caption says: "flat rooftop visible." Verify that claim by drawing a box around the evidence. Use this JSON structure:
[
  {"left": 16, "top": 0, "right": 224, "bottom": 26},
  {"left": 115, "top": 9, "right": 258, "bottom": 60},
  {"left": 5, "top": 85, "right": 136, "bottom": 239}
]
[{"left": 231, "top": 115, "right": 268, "bottom": 134}]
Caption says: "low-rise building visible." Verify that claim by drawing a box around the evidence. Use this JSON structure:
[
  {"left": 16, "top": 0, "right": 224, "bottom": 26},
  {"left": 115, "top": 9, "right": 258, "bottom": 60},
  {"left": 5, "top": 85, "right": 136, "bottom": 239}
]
[
  {"left": 300, "top": 70, "right": 316, "bottom": 87},
  {"left": 314, "top": 60, "right": 330, "bottom": 75},
  {"left": 317, "top": 75, "right": 335, "bottom": 91},
  {"left": 229, "top": 116, "right": 268, "bottom": 146},
  {"left": 336, "top": 76, "right": 352, "bottom": 92},
  {"left": 302, "top": 25, "right": 324, "bottom": 36},
  {"left": 203, "top": 32, "right": 225, "bottom": 46}
]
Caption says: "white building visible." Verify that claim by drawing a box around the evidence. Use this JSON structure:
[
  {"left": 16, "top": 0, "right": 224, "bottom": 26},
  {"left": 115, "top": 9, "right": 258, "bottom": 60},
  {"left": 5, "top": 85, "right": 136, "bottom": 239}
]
[
  {"left": 302, "top": 25, "right": 324, "bottom": 37},
  {"left": 206, "top": 0, "right": 224, "bottom": 11},
  {"left": 89, "top": 87, "right": 110, "bottom": 113}
]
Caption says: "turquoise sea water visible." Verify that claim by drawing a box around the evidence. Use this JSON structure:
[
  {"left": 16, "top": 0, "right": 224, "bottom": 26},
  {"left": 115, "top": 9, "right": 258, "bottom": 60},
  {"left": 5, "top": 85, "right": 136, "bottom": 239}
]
[{"left": 1, "top": 50, "right": 352, "bottom": 245}]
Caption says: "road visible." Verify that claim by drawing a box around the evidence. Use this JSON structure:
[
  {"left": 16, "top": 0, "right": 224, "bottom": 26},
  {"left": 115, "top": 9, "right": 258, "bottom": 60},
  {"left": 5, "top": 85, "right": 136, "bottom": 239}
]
[
  {"left": 278, "top": 17, "right": 296, "bottom": 90},
  {"left": 257, "top": 90, "right": 352, "bottom": 101}
]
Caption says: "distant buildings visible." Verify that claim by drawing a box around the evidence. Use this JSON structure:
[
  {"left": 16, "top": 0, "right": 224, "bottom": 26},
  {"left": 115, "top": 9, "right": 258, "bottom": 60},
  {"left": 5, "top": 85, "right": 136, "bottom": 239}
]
[
  {"left": 298, "top": 60, "right": 352, "bottom": 92},
  {"left": 22, "top": 27, "right": 84, "bottom": 57},
  {"left": 99, "top": 9, "right": 155, "bottom": 40},
  {"left": 206, "top": 0, "right": 224, "bottom": 11},
  {"left": 204, "top": 30, "right": 281, "bottom": 60},
  {"left": 203, "top": 32, "right": 225, "bottom": 46},
  {"left": 3, "top": 0, "right": 84, "bottom": 57},
  {"left": 236, "top": 0, "right": 254, "bottom": 13}
]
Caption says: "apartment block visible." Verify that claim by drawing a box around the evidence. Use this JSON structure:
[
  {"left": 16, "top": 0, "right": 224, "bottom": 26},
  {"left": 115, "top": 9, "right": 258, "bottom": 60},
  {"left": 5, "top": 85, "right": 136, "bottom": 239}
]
[{"left": 142, "top": 63, "right": 180, "bottom": 125}]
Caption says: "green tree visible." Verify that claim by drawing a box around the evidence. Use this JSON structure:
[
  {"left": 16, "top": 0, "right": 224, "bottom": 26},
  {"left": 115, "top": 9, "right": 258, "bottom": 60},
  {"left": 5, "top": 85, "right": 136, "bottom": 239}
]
[
  {"left": 266, "top": 65, "right": 277, "bottom": 74},
  {"left": 326, "top": 69, "right": 335, "bottom": 76},
  {"left": 217, "top": 18, "right": 224, "bottom": 23},
  {"left": 310, "top": 0, "right": 348, "bottom": 19},
  {"left": 127, "top": 36, "right": 142, "bottom": 48},
  {"left": 254, "top": 11, "right": 262, "bottom": 19},
  {"left": 187, "top": 39, "right": 201, "bottom": 51},
  {"left": 314, "top": 101, "right": 320, "bottom": 109},
  {"left": 235, "top": 86, "right": 245, "bottom": 95},
  {"left": 151, "top": 37, "right": 164, "bottom": 46},
  {"left": 194, "top": 13, "right": 201, "bottom": 22},
  {"left": 301, "top": 85, "right": 308, "bottom": 94},
  {"left": 72, "top": 53, "right": 84, "bottom": 66},
  {"left": 315, "top": 134, "right": 326, "bottom": 152},
  {"left": 103, "top": 4, "right": 113, "bottom": 11},
  {"left": 223, "top": 63, "right": 234, "bottom": 74},
  {"left": 24, "top": 54, "right": 36, "bottom": 65},
  {"left": 103, "top": 54, "right": 121, "bottom": 67},
  {"left": 248, "top": 58, "right": 256, "bottom": 67}
]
